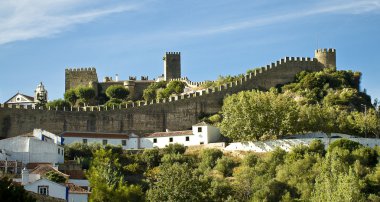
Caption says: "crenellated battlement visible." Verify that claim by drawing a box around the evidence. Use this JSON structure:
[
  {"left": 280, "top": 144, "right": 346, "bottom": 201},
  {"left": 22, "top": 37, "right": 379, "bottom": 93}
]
[
  {"left": 165, "top": 52, "right": 181, "bottom": 55},
  {"left": 315, "top": 48, "right": 336, "bottom": 53},
  {"left": 65, "top": 67, "right": 96, "bottom": 72}
]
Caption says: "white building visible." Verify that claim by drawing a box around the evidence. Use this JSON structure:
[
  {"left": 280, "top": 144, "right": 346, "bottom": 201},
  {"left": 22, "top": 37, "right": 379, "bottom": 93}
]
[
  {"left": 0, "top": 129, "right": 64, "bottom": 165},
  {"left": 140, "top": 122, "right": 221, "bottom": 148},
  {"left": 62, "top": 122, "right": 222, "bottom": 149},
  {"left": 4, "top": 82, "right": 48, "bottom": 107},
  {"left": 20, "top": 167, "right": 89, "bottom": 202}
]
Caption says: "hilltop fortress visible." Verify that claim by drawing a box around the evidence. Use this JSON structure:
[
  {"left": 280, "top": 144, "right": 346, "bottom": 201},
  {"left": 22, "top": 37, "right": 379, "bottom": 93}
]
[{"left": 0, "top": 49, "right": 336, "bottom": 138}]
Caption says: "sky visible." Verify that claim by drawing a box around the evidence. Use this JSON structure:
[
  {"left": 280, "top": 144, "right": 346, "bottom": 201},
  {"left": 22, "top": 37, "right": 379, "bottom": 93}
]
[{"left": 0, "top": 0, "right": 380, "bottom": 102}]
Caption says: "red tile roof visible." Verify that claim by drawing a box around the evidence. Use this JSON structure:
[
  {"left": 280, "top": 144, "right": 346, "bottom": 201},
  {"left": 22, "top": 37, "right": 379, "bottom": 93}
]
[
  {"left": 144, "top": 130, "right": 193, "bottom": 138},
  {"left": 66, "top": 183, "right": 90, "bottom": 194},
  {"left": 26, "top": 162, "right": 52, "bottom": 170},
  {"left": 30, "top": 165, "right": 69, "bottom": 178},
  {"left": 61, "top": 131, "right": 129, "bottom": 139}
]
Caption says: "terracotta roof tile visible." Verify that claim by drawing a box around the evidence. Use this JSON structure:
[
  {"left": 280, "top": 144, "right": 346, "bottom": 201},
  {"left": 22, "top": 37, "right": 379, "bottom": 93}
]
[
  {"left": 26, "top": 163, "right": 52, "bottom": 170},
  {"left": 144, "top": 130, "right": 193, "bottom": 138},
  {"left": 66, "top": 183, "right": 90, "bottom": 194},
  {"left": 30, "top": 165, "right": 69, "bottom": 178}
]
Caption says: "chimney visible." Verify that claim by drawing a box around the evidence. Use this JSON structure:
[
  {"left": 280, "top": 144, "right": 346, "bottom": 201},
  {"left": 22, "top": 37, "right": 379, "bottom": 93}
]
[{"left": 22, "top": 168, "right": 29, "bottom": 185}]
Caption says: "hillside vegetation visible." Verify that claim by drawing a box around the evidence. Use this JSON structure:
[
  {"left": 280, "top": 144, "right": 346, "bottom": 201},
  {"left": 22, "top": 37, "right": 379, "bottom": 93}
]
[
  {"left": 214, "top": 68, "right": 379, "bottom": 141},
  {"left": 65, "top": 140, "right": 380, "bottom": 201}
]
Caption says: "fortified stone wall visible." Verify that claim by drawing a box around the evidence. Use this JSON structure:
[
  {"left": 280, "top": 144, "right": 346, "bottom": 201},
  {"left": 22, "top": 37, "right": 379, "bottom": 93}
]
[{"left": 0, "top": 55, "right": 326, "bottom": 138}]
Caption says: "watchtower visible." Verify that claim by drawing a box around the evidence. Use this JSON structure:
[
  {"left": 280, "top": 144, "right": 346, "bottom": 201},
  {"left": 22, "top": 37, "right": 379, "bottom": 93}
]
[
  {"left": 163, "top": 52, "right": 181, "bottom": 81},
  {"left": 315, "top": 48, "right": 336, "bottom": 69}
]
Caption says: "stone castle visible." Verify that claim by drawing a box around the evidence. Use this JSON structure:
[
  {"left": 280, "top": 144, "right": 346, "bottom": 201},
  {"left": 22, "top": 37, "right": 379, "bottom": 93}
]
[
  {"left": 65, "top": 52, "right": 182, "bottom": 101},
  {"left": 0, "top": 48, "right": 336, "bottom": 138}
]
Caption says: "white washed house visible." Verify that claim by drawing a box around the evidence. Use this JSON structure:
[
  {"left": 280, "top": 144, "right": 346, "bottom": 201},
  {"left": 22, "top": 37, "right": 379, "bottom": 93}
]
[
  {"left": 62, "top": 122, "right": 221, "bottom": 149},
  {"left": 140, "top": 122, "right": 221, "bottom": 148},
  {"left": 0, "top": 129, "right": 64, "bottom": 165}
]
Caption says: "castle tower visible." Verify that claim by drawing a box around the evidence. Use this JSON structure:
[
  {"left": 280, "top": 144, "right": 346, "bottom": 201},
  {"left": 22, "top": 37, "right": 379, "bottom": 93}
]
[
  {"left": 315, "top": 48, "right": 336, "bottom": 69},
  {"left": 34, "top": 82, "right": 48, "bottom": 106},
  {"left": 163, "top": 52, "right": 181, "bottom": 81},
  {"left": 65, "top": 68, "right": 98, "bottom": 91}
]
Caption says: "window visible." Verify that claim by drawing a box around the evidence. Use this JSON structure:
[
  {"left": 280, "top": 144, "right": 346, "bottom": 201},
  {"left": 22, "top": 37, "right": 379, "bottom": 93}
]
[
  {"left": 186, "top": 136, "right": 190, "bottom": 141},
  {"left": 103, "top": 140, "right": 108, "bottom": 145},
  {"left": 83, "top": 139, "right": 87, "bottom": 144},
  {"left": 38, "top": 186, "right": 49, "bottom": 195},
  {"left": 122, "top": 140, "right": 127, "bottom": 146},
  {"left": 169, "top": 137, "right": 173, "bottom": 142},
  {"left": 198, "top": 127, "right": 202, "bottom": 132},
  {"left": 200, "top": 142, "right": 204, "bottom": 145},
  {"left": 61, "top": 149, "right": 64, "bottom": 156},
  {"left": 153, "top": 138, "right": 157, "bottom": 143},
  {"left": 58, "top": 148, "right": 60, "bottom": 154}
]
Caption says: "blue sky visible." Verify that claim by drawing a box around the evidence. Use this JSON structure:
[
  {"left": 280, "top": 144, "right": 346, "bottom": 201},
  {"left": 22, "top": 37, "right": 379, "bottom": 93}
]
[{"left": 0, "top": 0, "right": 379, "bottom": 102}]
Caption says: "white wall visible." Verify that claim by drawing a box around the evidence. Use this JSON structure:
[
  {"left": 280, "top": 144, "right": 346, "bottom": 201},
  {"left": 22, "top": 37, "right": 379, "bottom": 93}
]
[
  {"left": 29, "top": 138, "right": 64, "bottom": 164},
  {"left": 24, "top": 179, "right": 67, "bottom": 200},
  {"left": 69, "top": 193, "right": 88, "bottom": 202},
  {"left": 64, "top": 137, "right": 133, "bottom": 149}
]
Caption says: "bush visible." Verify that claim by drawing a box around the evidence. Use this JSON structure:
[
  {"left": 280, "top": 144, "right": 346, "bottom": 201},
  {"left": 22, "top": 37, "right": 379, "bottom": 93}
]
[
  {"left": 328, "top": 139, "right": 362, "bottom": 152},
  {"left": 199, "top": 148, "right": 223, "bottom": 170},
  {"left": 105, "top": 85, "right": 130, "bottom": 100},
  {"left": 215, "top": 156, "right": 237, "bottom": 177},
  {"left": 75, "top": 86, "right": 95, "bottom": 106},
  {"left": 64, "top": 88, "right": 78, "bottom": 105},
  {"left": 46, "top": 99, "right": 71, "bottom": 110},
  {"left": 163, "top": 143, "right": 186, "bottom": 154},
  {"left": 44, "top": 171, "right": 67, "bottom": 183},
  {"left": 141, "top": 148, "right": 162, "bottom": 169}
]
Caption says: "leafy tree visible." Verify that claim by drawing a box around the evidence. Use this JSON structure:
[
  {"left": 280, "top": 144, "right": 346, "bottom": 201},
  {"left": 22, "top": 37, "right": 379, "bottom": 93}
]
[
  {"left": 64, "top": 88, "right": 78, "bottom": 105},
  {"left": 46, "top": 99, "right": 71, "bottom": 110},
  {"left": 220, "top": 90, "right": 300, "bottom": 141},
  {"left": 105, "top": 85, "right": 130, "bottom": 100},
  {"left": 214, "top": 156, "right": 237, "bottom": 177},
  {"left": 0, "top": 177, "right": 36, "bottom": 202},
  {"left": 87, "top": 148, "right": 143, "bottom": 202},
  {"left": 351, "top": 108, "right": 380, "bottom": 138},
  {"left": 143, "top": 81, "right": 167, "bottom": 101},
  {"left": 44, "top": 171, "right": 67, "bottom": 183},
  {"left": 163, "top": 143, "right": 186, "bottom": 154},
  {"left": 328, "top": 138, "right": 362, "bottom": 153},
  {"left": 198, "top": 148, "right": 223, "bottom": 170},
  {"left": 146, "top": 163, "right": 205, "bottom": 202},
  {"left": 141, "top": 148, "right": 162, "bottom": 169},
  {"left": 75, "top": 86, "right": 95, "bottom": 106}
]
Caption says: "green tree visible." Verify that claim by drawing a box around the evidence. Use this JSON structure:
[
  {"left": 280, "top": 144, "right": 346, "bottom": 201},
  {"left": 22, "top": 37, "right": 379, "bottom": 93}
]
[
  {"left": 220, "top": 90, "right": 300, "bottom": 141},
  {"left": 141, "top": 148, "right": 162, "bottom": 169},
  {"left": 163, "top": 143, "right": 186, "bottom": 154},
  {"left": 198, "top": 148, "right": 223, "bottom": 170},
  {"left": 214, "top": 156, "right": 237, "bottom": 177},
  {"left": 46, "top": 99, "right": 71, "bottom": 110},
  {"left": 0, "top": 177, "right": 36, "bottom": 202},
  {"left": 64, "top": 88, "right": 78, "bottom": 106},
  {"left": 105, "top": 85, "right": 130, "bottom": 100},
  {"left": 146, "top": 163, "right": 205, "bottom": 202},
  {"left": 143, "top": 81, "right": 167, "bottom": 101},
  {"left": 87, "top": 148, "right": 143, "bottom": 202},
  {"left": 351, "top": 108, "right": 380, "bottom": 138},
  {"left": 75, "top": 86, "right": 95, "bottom": 106}
]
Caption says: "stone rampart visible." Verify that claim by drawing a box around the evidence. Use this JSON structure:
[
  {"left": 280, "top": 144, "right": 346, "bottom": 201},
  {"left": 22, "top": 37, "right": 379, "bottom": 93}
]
[{"left": 0, "top": 56, "right": 323, "bottom": 138}]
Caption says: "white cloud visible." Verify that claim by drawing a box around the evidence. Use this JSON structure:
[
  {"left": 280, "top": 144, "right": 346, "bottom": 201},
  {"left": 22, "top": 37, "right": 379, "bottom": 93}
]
[{"left": 0, "top": 0, "right": 140, "bottom": 45}]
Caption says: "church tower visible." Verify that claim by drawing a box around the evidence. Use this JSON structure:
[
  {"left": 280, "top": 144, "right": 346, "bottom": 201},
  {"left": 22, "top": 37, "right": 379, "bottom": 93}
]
[{"left": 34, "top": 82, "right": 48, "bottom": 106}]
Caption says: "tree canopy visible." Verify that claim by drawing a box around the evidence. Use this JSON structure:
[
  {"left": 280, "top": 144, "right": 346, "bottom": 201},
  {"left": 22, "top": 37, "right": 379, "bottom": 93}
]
[{"left": 105, "top": 85, "right": 130, "bottom": 100}]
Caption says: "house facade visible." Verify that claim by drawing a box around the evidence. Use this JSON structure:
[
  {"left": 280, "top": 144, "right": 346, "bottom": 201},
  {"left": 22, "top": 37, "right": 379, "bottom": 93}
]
[
  {"left": 0, "top": 129, "right": 64, "bottom": 165},
  {"left": 62, "top": 122, "right": 221, "bottom": 149},
  {"left": 4, "top": 82, "right": 48, "bottom": 107}
]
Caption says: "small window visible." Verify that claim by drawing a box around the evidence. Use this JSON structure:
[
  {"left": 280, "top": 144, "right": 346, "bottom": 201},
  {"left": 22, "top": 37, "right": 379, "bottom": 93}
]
[
  {"left": 103, "top": 139, "right": 107, "bottom": 145},
  {"left": 198, "top": 127, "right": 202, "bottom": 132},
  {"left": 58, "top": 148, "right": 60, "bottom": 154},
  {"left": 169, "top": 137, "right": 173, "bottom": 142},
  {"left": 122, "top": 140, "right": 127, "bottom": 146},
  {"left": 186, "top": 136, "right": 190, "bottom": 141},
  {"left": 153, "top": 138, "right": 157, "bottom": 143},
  {"left": 83, "top": 139, "right": 87, "bottom": 144},
  {"left": 38, "top": 186, "right": 49, "bottom": 195},
  {"left": 61, "top": 149, "right": 64, "bottom": 155},
  {"left": 200, "top": 142, "right": 204, "bottom": 145}
]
